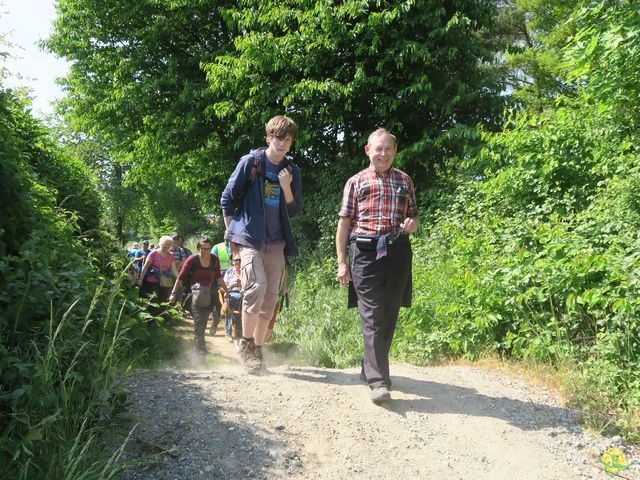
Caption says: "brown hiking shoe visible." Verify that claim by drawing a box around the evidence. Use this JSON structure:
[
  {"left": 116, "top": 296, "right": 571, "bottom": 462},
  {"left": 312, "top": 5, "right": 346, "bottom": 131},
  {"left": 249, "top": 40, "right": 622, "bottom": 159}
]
[
  {"left": 239, "top": 338, "right": 261, "bottom": 371},
  {"left": 253, "top": 345, "right": 264, "bottom": 370}
]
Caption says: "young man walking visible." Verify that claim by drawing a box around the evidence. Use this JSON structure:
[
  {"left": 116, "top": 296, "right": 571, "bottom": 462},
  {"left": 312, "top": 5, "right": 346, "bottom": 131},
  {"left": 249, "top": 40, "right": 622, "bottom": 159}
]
[
  {"left": 221, "top": 115, "right": 301, "bottom": 372},
  {"left": 336, "top": 128, "right": 419, "bottom": 404}
]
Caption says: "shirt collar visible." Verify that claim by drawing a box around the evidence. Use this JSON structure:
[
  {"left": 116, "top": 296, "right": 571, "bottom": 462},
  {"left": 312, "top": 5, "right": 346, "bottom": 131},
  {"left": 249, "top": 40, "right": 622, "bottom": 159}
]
[{"left": 367, "top": 164, "right": 393, "bottom": 177}]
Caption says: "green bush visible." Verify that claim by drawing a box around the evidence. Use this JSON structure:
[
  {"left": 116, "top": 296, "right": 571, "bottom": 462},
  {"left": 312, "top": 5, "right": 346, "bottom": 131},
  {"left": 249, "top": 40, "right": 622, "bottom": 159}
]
[{"left": 0, "top": 88, "right": 179, "bottom": 478}]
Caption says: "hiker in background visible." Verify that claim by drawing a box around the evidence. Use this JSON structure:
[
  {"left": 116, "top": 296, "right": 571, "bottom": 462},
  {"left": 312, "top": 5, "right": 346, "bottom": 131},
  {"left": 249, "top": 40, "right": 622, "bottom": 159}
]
[
  {"left": 336, "top": 128, "right": 419, "bottom": 405},
  {"left": 222, "top": 254, "right": 242, "bottom": 342},
  {"left": 212, "top": 240, "right": 232, "bottom": 270},
  {"left": 209, "top": 240, "right": 232, "bottom": 335},
  {"left": 138, "top": 236, "right": 180, "bottom": 319},
  {"left": 134, "top": 240, "right": 152, "bottom": 293},
  {"left": 221, "top": 115, "right": 301, "bottom": 372},
  {"left": 125, "top": 242, "right": 140, "bottom": 286},
  {"left": 170, "top": 234, "right": 191, "bottom": 307},
  {"left": 170, "top": 237, "right": 229, "bottom": 358},
  {"left": 170, "top": 234, "right": 191, "bottom": 271},
  {"left": 127, "top": 242, "right": 139, "bottom": 258}
]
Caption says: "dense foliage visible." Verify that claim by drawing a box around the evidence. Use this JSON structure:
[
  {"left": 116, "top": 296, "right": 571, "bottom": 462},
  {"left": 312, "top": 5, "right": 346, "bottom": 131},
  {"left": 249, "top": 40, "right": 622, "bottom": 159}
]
[
  {"left": 278, "top": 0, "right": 640, "bottom": 440},
  {"left": 2, "top": 3, "right": 638, "bottom": 479},
  {"left": 0, "top": 87, "right": 179, "bottom": 478},
  {"left": 47, "top": 0, "right": 504, "bottom": 245}
]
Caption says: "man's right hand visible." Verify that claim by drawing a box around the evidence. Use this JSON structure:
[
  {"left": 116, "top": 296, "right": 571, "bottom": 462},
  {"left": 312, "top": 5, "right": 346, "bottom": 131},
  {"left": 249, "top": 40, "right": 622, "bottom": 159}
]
[{"left": 337, "top": 262, "right": 350, "bottom": 288}]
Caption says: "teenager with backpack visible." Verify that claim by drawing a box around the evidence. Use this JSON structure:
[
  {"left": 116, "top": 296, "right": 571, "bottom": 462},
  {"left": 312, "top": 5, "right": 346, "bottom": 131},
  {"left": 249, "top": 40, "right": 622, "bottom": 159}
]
[
  {"left": 221, "top": 115, "right": 301, "bottom": 372},
  {"left": 170, "top": 237, "right": 229, "bottom": 358}
]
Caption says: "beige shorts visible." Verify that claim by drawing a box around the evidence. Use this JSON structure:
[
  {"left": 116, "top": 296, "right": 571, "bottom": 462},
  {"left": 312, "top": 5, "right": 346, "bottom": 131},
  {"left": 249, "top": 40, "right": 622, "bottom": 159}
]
[{"left": 238, "top": 241, "right": 285, "bottom": 318}]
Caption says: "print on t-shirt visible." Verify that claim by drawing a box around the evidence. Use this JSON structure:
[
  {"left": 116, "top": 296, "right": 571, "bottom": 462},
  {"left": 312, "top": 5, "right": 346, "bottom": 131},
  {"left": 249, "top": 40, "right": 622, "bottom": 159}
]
[
  {"left": 264, "top": 159, "right": 284, "bottom": 242},
  {"left": 264, "top": 171, "right": 281, "bottom": 207}
]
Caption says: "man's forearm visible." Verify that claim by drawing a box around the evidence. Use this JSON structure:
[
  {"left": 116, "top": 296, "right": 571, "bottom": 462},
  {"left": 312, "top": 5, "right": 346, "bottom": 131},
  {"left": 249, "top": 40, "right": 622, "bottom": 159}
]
[{"left": 336, "top": 217, "right": 351, "bottom": 265}]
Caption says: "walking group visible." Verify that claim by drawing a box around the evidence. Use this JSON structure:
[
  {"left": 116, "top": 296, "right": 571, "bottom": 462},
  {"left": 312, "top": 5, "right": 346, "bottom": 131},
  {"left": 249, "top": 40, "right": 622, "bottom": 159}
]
[{"left": 128, "top": 114, "right": 420, "bottom": 405}]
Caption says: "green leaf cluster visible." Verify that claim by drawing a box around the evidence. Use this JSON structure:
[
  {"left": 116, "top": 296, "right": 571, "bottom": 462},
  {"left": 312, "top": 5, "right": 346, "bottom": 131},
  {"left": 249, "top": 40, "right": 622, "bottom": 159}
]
[
  {"left": 48, "top": 0, "right": 505, "bottom": 245},
  {"left": 392, "top": 0, "right": 640, "bottom": 439},
  {"left": 0, "top": 86, "right": 177, "bottom": 478}
]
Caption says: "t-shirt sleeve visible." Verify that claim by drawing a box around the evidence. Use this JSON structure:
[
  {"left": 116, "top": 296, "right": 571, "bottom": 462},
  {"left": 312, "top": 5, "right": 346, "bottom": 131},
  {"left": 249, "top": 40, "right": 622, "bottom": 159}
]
[
  {"left": 339, "top": 176, "right": 357, "bottom": 218},
  {"left": 177, "top": 255, "right": 194, "bottom": 283}
]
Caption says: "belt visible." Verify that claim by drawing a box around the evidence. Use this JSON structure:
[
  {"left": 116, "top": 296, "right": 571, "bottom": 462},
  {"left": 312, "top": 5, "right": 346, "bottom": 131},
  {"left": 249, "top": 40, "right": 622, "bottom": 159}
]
[{"left": 350, "top": 233, "right": 408, "bottom": 257}]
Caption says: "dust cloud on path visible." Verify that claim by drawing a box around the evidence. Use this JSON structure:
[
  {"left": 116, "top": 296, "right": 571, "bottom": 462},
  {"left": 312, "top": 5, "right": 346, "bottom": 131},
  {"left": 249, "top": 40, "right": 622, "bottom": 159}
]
[{"left": 118, "top": 320, "right": 639, "bottom": 479}]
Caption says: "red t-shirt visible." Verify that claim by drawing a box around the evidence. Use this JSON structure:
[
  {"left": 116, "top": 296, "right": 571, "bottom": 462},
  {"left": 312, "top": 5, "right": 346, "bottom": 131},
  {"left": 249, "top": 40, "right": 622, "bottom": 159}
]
[{"left": 177, "top": 254, "right": 221, "bottom": 287}]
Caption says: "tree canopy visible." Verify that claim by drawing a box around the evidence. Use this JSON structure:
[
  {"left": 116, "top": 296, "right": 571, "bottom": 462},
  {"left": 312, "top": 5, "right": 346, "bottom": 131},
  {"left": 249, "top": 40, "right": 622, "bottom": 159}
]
[{"left": 48, "top": 0, "right": 506, "bottom": 243}]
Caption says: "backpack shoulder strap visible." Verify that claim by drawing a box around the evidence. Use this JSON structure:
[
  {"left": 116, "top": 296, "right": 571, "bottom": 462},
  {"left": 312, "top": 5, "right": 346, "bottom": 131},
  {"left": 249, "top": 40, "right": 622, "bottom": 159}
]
[{"left": 249, "top": 155, "right": 258, "bottom": 183}]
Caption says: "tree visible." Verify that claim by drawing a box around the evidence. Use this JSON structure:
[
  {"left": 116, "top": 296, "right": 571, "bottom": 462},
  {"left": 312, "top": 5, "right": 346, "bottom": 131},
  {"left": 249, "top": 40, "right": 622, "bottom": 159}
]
[
  {"left": 491, "top": 0, "right": 581, "bottom": 112},
  {"left": 205, "top": 0, "right": 505, "bottom": 188},
  {"left": 48, "top": 0, "right": 507, "bottom": 250},
  {"left": 47, "top": 0, "right": 238, "bottom": 231}
]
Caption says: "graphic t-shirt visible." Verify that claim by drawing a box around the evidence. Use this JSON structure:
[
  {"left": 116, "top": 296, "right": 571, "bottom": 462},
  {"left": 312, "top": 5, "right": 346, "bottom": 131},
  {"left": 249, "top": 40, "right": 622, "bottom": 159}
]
[{"left": 264, "top": 158, "right": 283, "bottom": 243}]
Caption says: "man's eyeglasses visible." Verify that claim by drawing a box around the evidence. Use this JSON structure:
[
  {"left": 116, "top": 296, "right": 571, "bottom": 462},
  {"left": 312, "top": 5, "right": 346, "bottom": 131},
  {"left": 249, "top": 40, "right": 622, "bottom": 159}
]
[{"left": 233, "top": 259, "right": 241, "bottom": 263}]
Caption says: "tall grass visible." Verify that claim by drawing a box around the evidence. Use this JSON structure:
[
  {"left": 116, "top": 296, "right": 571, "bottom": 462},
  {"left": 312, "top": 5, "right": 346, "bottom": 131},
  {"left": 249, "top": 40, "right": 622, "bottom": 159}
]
[
  {"left": 276, "top": 258, "right": 362, "bottom": 368},
  {"left": 1, "top": 271, "right": 180, "bottom": 479}
]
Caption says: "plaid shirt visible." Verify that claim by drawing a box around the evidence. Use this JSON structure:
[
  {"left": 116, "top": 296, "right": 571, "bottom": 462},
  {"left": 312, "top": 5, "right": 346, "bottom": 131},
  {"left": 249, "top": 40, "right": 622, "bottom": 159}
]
[
  {"left": 339, "top": 166, "right": 418, "bottom": 235},
  {"left": 170, "top": 246, "right": 189, "bottom": 263}
]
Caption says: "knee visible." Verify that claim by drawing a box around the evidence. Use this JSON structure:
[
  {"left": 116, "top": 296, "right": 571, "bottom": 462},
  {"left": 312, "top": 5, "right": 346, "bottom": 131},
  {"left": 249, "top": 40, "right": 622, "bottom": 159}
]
[{"left": 242, "top": 280, "right": 267, "bottom": 312}]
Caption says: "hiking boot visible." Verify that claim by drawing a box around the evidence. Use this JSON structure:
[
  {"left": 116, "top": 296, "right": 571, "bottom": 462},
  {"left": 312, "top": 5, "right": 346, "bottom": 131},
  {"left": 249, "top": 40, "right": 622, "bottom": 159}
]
[
  {"left": 253, "top": 345, "right": 264, "bottom": 370},
  {"left": 239, "top": 338, "right": 261, "bottom": 372},
  {"left": 370, "top": 386, "right": 391, "bottom": 405}
]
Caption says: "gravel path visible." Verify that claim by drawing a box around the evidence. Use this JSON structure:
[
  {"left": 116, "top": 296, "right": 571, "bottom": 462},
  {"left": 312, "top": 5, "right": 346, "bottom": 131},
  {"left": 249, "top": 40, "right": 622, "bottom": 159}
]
[{"left": 117, "top": 323, "right": 639, "bottom": 479}]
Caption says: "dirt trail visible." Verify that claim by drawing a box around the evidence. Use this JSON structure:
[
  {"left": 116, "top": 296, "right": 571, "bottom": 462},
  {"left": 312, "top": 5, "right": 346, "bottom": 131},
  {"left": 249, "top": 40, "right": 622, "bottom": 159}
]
[{"left": 118, "top": 320, "right": 639, "bottom": 479}]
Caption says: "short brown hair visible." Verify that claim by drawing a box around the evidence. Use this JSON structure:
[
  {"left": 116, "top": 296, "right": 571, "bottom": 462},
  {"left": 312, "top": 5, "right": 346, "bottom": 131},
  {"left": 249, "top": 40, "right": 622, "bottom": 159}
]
[
  {"left": 266, "top": 115, "right": 298, "bottom": 141},
  {"left": 196, "top": 237, "right": 212, "bottom": 250},
  {"left": 367, "top": 128, "right": 397, "bottom": 147}
]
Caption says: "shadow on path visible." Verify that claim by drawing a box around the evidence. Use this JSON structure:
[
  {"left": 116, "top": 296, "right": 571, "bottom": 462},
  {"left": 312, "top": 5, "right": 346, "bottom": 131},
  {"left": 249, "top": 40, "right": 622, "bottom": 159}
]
[
  {"left": 118, "top": 369, "right": 286, "bottom": 480},
  {"left": 282, "top": 367, "right": 578, "bottom": 432}
]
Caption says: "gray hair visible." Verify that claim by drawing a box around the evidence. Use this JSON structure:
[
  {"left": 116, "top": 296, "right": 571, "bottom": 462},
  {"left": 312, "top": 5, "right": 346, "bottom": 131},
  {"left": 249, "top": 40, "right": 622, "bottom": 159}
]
[
  {"left": 158, "top": 235, "right": 174, "bottom": 247},
  {"left": 367, "top": 128, "right": 397, "bottom": 147}
]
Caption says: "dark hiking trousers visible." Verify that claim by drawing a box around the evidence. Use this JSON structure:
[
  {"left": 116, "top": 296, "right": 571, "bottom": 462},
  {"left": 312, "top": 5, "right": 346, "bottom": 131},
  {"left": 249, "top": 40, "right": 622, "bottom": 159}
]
[
  {"left": 349, "top": 237, "right": 412, "bottom": 390},
  {"left": 192, "top": 299, "right": 213, "bottom": 354}
]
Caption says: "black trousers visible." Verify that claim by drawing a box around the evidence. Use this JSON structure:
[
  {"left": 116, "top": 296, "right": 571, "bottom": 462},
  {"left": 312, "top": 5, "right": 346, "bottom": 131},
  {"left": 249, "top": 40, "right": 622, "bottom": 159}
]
[{"left": 349, "top": 239, "right": 412, "bottom": 389}]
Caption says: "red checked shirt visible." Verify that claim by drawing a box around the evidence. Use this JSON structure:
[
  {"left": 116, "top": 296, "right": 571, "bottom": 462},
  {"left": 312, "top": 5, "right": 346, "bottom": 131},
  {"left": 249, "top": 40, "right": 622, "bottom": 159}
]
[{"left": 339, "top": 166, "right": 419, "bottom": 235}]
